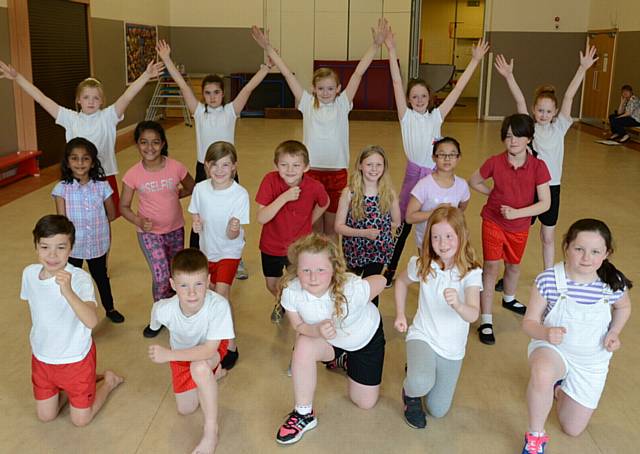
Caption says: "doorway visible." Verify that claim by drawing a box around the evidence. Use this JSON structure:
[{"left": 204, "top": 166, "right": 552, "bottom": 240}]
[{"left": 581, "top": 30, "right": 617, "bottom": 128}]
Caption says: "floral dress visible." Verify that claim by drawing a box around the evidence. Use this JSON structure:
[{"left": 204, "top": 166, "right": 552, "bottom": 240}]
[{"left": 342, "top": 194, "right": 395, "bottom": 269}]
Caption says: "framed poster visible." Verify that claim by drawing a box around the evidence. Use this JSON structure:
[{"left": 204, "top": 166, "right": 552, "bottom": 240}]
[{"left": 124, "top": 22, "right": 158, "bottom": 84}]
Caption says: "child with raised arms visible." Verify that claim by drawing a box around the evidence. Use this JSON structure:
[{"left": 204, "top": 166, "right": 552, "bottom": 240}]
[
  {"left": 255, "top": 140, "right": 329, "bottom": 322},
  {"left": 335, "top": 145, "right": 400, "bottom": 306},
  {"left": 0, "top": 59, "right": 164, "bottom": 215},
  {"left": 276, "top": 233, "right": 387, "bottom": 445},
  {"left": 394, "top": 206, "right": 482, "bottom": 429},
  {"left": 493, "top": 44, "right": 597, "bottom": 275},
  {"left": 148, "top": 248, "right": 234, "bottom": 454},
  {"left": 188, "top": 141, "right": 249, "bottom": 369},
  {"left": 21, "top": 215, "right": 123, "bottom": 426},
  {"left": 120, "top": 121, "right": 195, "bottom": 337},
  {"left": 382, "top": 25, "right": 488, "bottom": 287},
  {"left": 520, "top": 219, "right": 631, "bottom": 454},
  {"left": 251, "top": 19, "right": 388, "bottom": 239},
  {"left": 468, "top": 114, "right": 551, "bottom": 345},
  {"left": 405, "top": 137, "right": 470, "bottom": 251},
  {"left": 52, "top": 137, "right": 123, "bottom": 323}
]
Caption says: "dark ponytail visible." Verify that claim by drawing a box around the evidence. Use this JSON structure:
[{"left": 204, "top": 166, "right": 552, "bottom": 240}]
[{"left": 563, "top": 218, "right": 633, "bottom": 292}]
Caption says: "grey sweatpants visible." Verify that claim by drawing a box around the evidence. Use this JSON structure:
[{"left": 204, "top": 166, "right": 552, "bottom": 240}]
[{"left": 403, "top": 339, "right": 463, "bottom": 418}]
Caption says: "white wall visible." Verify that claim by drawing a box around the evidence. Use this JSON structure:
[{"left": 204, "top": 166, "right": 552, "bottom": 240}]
[
  {"left": 588, "top": 0, "right": 640, "bottom": 31},
  {"left": 484, "top": 0, "right": 589, "bottom": 32},
  {"left": 90, "top": 0, "right": 171, "bottom": 25},
  {"left": 168, "top": 0, "right": 263, "bottom": 27}
]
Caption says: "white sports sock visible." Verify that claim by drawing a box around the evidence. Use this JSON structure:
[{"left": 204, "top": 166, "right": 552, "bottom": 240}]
[
  {"left": 295, "top": 404, "right": 313, "bottom": 415},
  {"left": 481, "top": 314, "right": 493, "bottom": 325},
  {"left": 504, "top": 295, "right": 525, "bottom": 307}
]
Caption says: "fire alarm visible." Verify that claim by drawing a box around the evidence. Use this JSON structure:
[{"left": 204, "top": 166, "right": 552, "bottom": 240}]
[{"left": 554, "top": 16, "right": 560, "bottom": 30}]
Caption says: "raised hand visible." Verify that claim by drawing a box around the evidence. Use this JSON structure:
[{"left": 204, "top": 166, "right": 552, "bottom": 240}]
[
  {"left": 144, "top": 61, "right": 165, "bottom": 79},
  {"left": 579, "top": 44, "right": 598, "bottom": 70},
  {"left": 0, "top": 60, "right": 18, "bottom": 80},
  {"left": 471, "top": 38, "right": 490, "bottom": 62},
  {"left": 371, "top": 17, "right": 389, "bottom": 46},
  {"left": 155, "top": 40, "right": 171, "bottom": 61},
  {"left": 251, "top": 25, "right": 271, "bottom": 50},
  {"left": 383, "top": 26, "right": 396, "bottom": 51},
  {"left": 494, "top": 54, "right": 514, "bottom": 78}
]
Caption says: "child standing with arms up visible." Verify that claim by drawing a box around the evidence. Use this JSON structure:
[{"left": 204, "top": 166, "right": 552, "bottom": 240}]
[
  {"left": 52, "top": 137, "right": 123, "bottom": 323},
  {"left": 493, "top": 44, "right": 598, "bottom": 271},
  {"left": 276, "top": 233, "right": 387, "bottom": 445},
  {"left": 335, "top": 145, "right": 400, "bottom": 306},
  {"left": 251, "top": 20, "right": 388, "bottom": 239},
  {"left": 521, "top": 219, "right": 631, "bottom": 454},
  {"left": 120, "top": 121, "right": 195, "bottom": 338},
  {"left": 405, "top": 137, "right": 470, "bottom": 251},
  {"left": 188, "top": 141, "right": 249, "bottom": 369},
  {"left": 394, "top": 207, "right": 482, "bottom": 429},
  {"left": 382, "top": 26, "right": 488, "bottom": 286},
  {"left": 469, "top": 114, "right": 551, "bottom": 345},
  {"left": 21, "top": 215, "right": 123, "bottom": 427},
  {"left": 148, "top": 248, "right": 234, "bottom": 454},
  {"left": 256, "top": 140, "right": 329, "bottom": 322},
  {"left": 0, "top": 59, "right": 164, "bottom": 215}
]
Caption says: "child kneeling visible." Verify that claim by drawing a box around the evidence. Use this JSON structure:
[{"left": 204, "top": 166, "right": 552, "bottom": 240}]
[{"left": 148, "top": 248, "right": 235, "bottom": 454}]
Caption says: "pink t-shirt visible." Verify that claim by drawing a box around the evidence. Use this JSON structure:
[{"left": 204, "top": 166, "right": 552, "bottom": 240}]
[
  {"left": 410, "top": 174, "right": 470, "bottom": 248},
  {"left": 122, "top": 157, "right": 188, "bottom": 234}
]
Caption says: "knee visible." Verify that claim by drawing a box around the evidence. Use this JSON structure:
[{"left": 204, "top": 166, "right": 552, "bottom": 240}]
[
  {"left": 560, "top": 421, "right": 586, "bottom": 437},
  {"left": 190, "top": 360, "right": 213, "bottom": 382},
  {"left": 177, "top": 401, "right": 198, "bottom": 416},
  {"left": 70, "top": 413, "right": 92, "bottom": 427},
  {"left": 36, "top": 409, "right": 58, "bottom": 423},
  {"left": 351, "top": 394, "right": 379, "bottom": 410},
  {"left": 406, "top": 375, "right": 434, "bottom": 397},
  {"left": 427, "top": 405, "right": 450, "bottom": 419},
  {"left": 529, "top": 363, "right": 557, "bottom": 389}
]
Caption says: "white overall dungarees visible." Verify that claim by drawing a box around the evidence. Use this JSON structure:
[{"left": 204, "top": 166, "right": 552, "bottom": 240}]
[{"left": 528, "top": 262, "right": 613, "bottom": 409}]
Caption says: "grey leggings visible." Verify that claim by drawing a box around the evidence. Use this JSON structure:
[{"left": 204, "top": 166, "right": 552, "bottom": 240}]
[{"left": 404, "top": 339, "right": 463, "bottom": 418}]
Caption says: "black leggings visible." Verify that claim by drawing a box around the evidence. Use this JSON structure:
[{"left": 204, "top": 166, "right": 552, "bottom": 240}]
[
  {"left": 68, "top": 255, "right": 114, "bottom": 312},
  {"left": 349, "top": 262, "right": 384, "bottom": 306},
  {"left": 386, "top": 222, "right": 412, "bottom": 275}
]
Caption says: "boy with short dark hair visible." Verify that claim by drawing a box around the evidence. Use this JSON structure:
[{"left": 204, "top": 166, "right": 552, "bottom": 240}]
[
  {"left": 148, "top": 247, "right": 234, "bottom": 454},
  {"left": 255, "top": 140, "right": 330, "bottom": 321},
  {"left": 21, "top": 214, "right": 123, "bottom": 426}
]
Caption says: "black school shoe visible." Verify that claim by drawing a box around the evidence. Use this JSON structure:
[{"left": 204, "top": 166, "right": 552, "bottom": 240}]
[
  {"left": 221, "top": 348, "right": 239, "bottom": 370},
  {"left": 106, "top": 309, "right": 125, "bottom": 323},
  {"left": 494, "top": 278, "right": 504, "bottom": 292},
  {"left": 402, "top": 388, "right": 426, "bottom": 429},
  {"left": 477, "top": 323, "right": 495, "bottom": 345},
  {"left": 502, "top": 298, "right": 527, "bottom": 315},
  {"left": 143, "top": 324, "right": 163, "bottom": 338}
]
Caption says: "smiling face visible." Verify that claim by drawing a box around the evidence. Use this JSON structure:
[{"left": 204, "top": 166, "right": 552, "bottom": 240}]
[
  {"left": 564, "top": 231, "right": 609, "bottom": 281},
  {"left": 359, "top": 152, "right": 385, "bottom": 184},
  {"left": 276, "top": 153, "right": 308, "bottom": 187},
  {"left": 67, "top": 147, "right": 93, "bottom": 182},
  {"left": 77, "top": 87, "right": 103, "bottom": 114},
  {"left": 37, "top": 234, "right": 72, "bottom": 277},
  {"left": 313, "top": 77, "right": 340, "bottom": 104},
  {"left": 297, "top": 251, "right": 334, "bottom": 297},
  {"left": 430, "top": 221, "right": 459, "bottom": 267},
  {"left": 171, "top": 270, "right": 209, "bottom": 315},
  {"left": 407, "top": 84, "right": 430, "bottom": 113},
  {"left": 503, "top": 126, "right": 531, "bottom": 157},
  {"left": 532, "top": 97, "right": 558, "bottom": 125},
  {"left": 203, "top": 82, "right": 224, "bottom": 108},
  {"left": 136, "top": 129, "right": 165, "bottom": 164},
  {"left": 206, "top": 154, "right": 236, "bottom": 189}
]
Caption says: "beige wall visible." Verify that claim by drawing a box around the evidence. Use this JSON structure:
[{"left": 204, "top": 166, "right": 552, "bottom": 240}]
[
  {"left": 485, "top": 0, "right": 589, "bottom": 32},
  {"left": 0, "top": 0, "right": 6, "bottom": 8},
  {"left": 588, "top": 0, "right": 640, "bottom": 31},
  {"left": 168, "top": 0, "right": 263, "bottom": 27},
  {"left": 90, "top": 0, "right": 170, "bottom": 25},
  {"left": 1, "top": 5, "right": 18, "bottom": 154}
]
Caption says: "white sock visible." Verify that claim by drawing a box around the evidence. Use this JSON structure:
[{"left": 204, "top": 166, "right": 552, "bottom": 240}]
[
  {"left": 481, "top": 314, "right": 493, "bottom": 325},
  {"left": 295, "top": 404, "right": 313, "bottom": 415},
  {"left": 504, "top": 295, "right": 525, "bottom": 308},
  {"left": 528, "top": 430, "right": 546, "bottom": 437}
]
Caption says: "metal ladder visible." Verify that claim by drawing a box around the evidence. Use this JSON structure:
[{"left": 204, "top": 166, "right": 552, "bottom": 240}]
[{"left": 145, "top": 71, "right": 193, "bottom": 126}]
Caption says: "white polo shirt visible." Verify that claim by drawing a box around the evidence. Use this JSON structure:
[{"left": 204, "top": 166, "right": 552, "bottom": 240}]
[
  {"left": 194, "top": 102, "right": 238, "bottom": 164},
  {"left": 400, "top": 108, "right": 443, "bottom": 167},
  {"left": 532, "top": 114, "right": 572, "bottom": 186}
]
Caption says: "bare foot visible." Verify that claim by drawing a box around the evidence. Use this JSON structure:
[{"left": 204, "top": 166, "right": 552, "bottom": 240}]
[
  {"left": 102, "top": 370, "right": 125, "bottom": 391},
  {"left": 191, "top": 433, "right": 218, "bottom": 454}
]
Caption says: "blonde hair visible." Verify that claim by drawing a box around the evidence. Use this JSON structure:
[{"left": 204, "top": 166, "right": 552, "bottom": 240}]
[
  {"left": 349, "top": 145, "right": 395, "bottom": 221},
  {"left": 205, "top": 141, "right": 237, "bottom": 179},
  {"left": 278, "top": 233, "right": 349, "bottom": 321},
  {"left": 75, "top": 78, "right": 105, "bottom": 110},
  {"left": 312, "top": 67, "right": 340, "bottom": 108},
  {"left": 273, "top": 140, "right": 310, "bottom": 166},
  {"left": 417, "top": 206, "right": 481, "bottom": 282},
  {"left": 533, "top": 84, "right": 558, "bottom": 109}
]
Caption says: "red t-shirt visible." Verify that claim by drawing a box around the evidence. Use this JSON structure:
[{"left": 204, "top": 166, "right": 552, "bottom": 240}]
[
  {"left": 480, "top": 151, "right": 551, "bottom": 232},
  {"left": 256, "top": 171, "right": 329, "bottom": 256}
]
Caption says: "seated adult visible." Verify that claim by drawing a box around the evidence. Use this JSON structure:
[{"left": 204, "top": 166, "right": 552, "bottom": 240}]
[{"left": 609, "top": 84, "right": 640, "bottom": 143}]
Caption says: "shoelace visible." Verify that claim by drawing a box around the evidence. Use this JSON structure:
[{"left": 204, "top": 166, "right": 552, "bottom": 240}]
[{"left": 525, "top": 433, "right": 549, "bottom": 454}]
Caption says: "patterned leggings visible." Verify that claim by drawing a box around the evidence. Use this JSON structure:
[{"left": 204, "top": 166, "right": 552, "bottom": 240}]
[{"left": 137, "top": 227, "right": 184, "bottom": 302}]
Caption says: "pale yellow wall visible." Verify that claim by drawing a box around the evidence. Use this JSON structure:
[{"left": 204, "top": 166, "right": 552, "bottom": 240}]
[
  {"left": 314, "top": 0, "right": 348, "bottom": 60},
  {"left": 90, "top": 0, "right": 170, "bottom": 25},
  {"left": 588, "top": 0, "right": 640, "bottom": 31},
  {"left": 484, "top": 0, "right": 588, "bottom": 32},
  {"left": 168, "top": 0, "right": 263, "bottom": 27},
  {"left": 0, "top": 0, "right": 7, "bottom": 9}
]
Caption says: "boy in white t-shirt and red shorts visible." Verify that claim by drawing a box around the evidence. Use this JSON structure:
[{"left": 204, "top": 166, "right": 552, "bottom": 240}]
[
  {"left": 147, "top": 248, "right": 235, "bottom": 454},
  {"left": 21, "top": 215, "right": 123, "bottom": 426}
]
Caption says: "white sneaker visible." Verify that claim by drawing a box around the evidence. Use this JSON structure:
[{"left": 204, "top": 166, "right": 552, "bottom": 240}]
[{"left": 235, "top": 260, "right": 248, "bottom": 280}]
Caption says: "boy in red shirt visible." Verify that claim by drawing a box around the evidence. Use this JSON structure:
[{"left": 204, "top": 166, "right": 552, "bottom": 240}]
[
  {"left": 469, "top": 114, "right": 551, "bottom": 345},
  {"left": 256, "top": 140, "right": 329, "bottom": 322}
]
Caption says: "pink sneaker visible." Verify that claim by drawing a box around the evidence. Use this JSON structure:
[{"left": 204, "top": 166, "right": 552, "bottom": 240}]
[{"left": 522, "top": 432, "right": 549, "bottom": 454}]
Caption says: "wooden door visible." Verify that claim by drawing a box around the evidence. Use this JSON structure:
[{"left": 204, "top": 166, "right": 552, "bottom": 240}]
[{"left": 581, "top": 31, "right": 616, "bottom": 127}]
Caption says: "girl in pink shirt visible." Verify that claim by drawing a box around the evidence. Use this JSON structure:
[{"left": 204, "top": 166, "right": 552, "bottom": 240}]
[{"left": 120, "top": 121, "right": 195, "bottom": 337}]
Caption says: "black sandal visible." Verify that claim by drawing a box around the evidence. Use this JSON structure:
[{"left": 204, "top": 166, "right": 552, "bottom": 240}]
[
  {"left": 477, "top": 323, "right": 495, "bottom": 345},
  {"left": 502, "top": 298, "right": 527, "bottom": 315}
]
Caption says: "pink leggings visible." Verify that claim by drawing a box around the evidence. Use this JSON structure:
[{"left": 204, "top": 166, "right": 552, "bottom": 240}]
[{"left": 137, "top": 227, "right": 184, "bottom": 302}]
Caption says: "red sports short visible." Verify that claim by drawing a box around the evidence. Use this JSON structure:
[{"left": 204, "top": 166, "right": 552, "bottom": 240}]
[
  {"left": 169, "top": 339, "right": 229, "bottom": 393},
  {"left": 306, "top": 169, "right": 348, "bottom": 214},
  {"left": 208, "top": 259, "right": 241, "bottom": 286},
  {"left": 31, "top": 341, "right": 97, "bottom": 409},
  {"left": 482, "top": 218, "right": 529, "bottom": 264}
]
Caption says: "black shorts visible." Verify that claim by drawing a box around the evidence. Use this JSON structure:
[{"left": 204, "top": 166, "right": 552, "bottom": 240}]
[
  {"left": 332, "top": 320, "right": 385, "bottom": 386},
  {"left": 261, "top": 252, "right": 290, "bottom": 278},
  {"left": 531, "top": 185, "right": 561, "bottom": 227}
]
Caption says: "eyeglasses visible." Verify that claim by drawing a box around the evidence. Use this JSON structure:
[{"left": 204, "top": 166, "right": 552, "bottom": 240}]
[{"left": 435, "top": 153, "right": 459, "bottom": 160}]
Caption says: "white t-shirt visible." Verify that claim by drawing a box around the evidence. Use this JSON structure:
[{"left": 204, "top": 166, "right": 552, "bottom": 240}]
[
  {"left": 400, "top": 108, "right": 443, "bottom": 167},
  {"left": 188, "top": 180, "right": 250, "bottom": 261},
  {"left": 410, "top": 174, "right": 470, "bottom": 248},
  {"left": 406, "top": 256, "right": 483, "bottom": 360},
  {"left": 280, "top": 274, "right": 379, "bottom": 351},
  {"left": 149, "top": 290, "right": 235, "bottom": 351},
  {"left": 20, "top": 263, "right": 97, "bottom": 364},
  {"left": 532, "top": 114, "right": 572, "bottom": 186},
  {"left": 194, "top": 102, "right": 238, "bottom": 164},
  {"left": 298, "top": 90, "right": 353, "bottom": 169},
  {"left": 56, "top": 105, "right": 123, "bottom": 176}
]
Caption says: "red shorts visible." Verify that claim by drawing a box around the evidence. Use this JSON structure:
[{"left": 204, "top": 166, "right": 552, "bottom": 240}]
[
  {"left": 169, "top": 340, "right": 230, "bottom": 394},
  {"left": 306, "top": 169, "right": 347, "bottom": 214},
  {"left": 482, "top": 218, "right": 529, "bottom": 264},
  {"left": 106, "top": 175, "right": 121, "bottom": 219},
  {"left": 31, "top": 341, "right": 97, "bottom": 409},
  {"left": 208, "top": 259, "right": 241, "bottom": 286}
]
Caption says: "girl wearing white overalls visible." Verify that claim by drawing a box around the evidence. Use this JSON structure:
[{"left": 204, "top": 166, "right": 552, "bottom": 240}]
[{"left": 521, "top": 219, "right": 632, "bottom": 454}]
